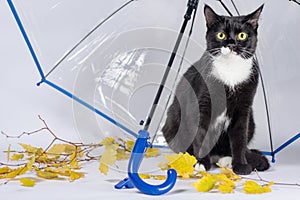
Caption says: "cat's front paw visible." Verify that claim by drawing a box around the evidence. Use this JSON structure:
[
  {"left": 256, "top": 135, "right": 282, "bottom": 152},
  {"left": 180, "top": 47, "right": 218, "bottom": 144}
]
[
  {"left": 194, "top": 163, "right": 206, "bottom": 172},
  {"left": 254, "top": 156, "right": 270, "bottom": 171},
  {"left": 246, "top": 149, "right": 270, "bottom": 171},
  {"left": 217, "top": 156, "right": 232, "bottom": 168},
  {"left": 232, "top": 163, "right": 252, "bottom": 175},
  {"left": 194, "top": 157, "right": 211, "bottom": 172}
]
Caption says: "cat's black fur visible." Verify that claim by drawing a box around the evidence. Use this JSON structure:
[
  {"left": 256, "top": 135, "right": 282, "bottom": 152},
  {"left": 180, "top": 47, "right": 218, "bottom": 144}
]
[{"left": 162, "top": 5, "right": 270, "bottom": 175}]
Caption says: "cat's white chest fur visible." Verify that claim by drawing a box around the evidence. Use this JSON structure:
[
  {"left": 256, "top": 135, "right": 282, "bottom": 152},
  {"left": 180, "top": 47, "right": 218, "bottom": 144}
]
[{"left": 211, "top": 47, "right": 253, "bottom": 89}]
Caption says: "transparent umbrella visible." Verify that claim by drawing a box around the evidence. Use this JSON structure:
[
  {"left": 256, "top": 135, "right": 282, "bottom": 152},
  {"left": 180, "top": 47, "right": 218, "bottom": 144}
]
[{"left": 7, "top": 0, "right": 300, "bottom": 195}]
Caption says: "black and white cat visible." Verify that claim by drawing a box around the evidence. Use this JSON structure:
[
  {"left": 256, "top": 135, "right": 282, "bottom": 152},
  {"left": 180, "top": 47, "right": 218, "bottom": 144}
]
[{"left": 162, "top": 4, "right": 270, "bottom": 175}]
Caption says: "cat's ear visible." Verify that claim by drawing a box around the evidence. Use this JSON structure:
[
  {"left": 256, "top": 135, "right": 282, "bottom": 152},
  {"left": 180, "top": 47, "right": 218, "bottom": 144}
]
[
  {"left": 244, "top": 4, "right": 264, "bottom": 29},
  {"left": 204, "top": 5, "right": 220, "bottom": 28}
]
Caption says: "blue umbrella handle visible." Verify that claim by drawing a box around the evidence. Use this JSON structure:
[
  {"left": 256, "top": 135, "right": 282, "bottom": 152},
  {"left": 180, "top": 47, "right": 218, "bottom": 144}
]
[{"left": 127, "top": 130, "right": 177, "bottom": 195}]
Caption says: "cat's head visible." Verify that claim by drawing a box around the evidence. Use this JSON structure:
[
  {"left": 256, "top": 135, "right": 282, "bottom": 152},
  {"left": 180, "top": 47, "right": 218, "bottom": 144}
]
[{"left": 204, "top": 5, "right": 263, "bottom": 59}]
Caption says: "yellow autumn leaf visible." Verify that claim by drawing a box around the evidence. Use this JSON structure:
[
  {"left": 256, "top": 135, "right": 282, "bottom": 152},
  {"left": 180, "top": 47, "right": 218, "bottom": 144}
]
[
  {"left": 125, "top": 140, "right": 134, "bottom": 152},
  {"left": 5, "top": 167, "right": 28, "bottom": 178},
  {"left": 116, "top": 149, "right": 130, "bottom": 160},
  {"left": 243, "top": 180, "right": 273, "bottom": 194},
  {"left": 139, "top": 174, "right": 151, "bottom": 179},
  {"left": 47, "top": 144, "right": 66, "bottom": 156},
  {"left": 99, "top": 163, "right": 109, "bottom": 175},
  {"left": 164, "top": 153, "right": 182, "bottom": 165},
  {"left": 19, "top": 143, "right": 43, "bottom": 155},
  {"left": 7, "top": 144, "right": 11, "bottom": 161},
  {"left": 145, "top": 148, "right": 159, "bottom": 158},
  {"left": 36, "top": 170, "right": 58, "bottom": 179},
  {"left": 100, "top": 137, "right": 115, "bottom": 146},
  {"left": 99, "top": 137, "right": 126, "bottom": 176},
  {"left": 99, "top": 146, "right": 118, "bottom": 175},
  {"left": 35, "top": 153, "right": 56, "bottom": 164},
  {"left": 76, "top": 147, "right": 84, "bottom": 158},
  {"left": 99, "top": 137, "right": 119, "bottom": 175},
  {"left": 213, "top": 174, "right": 235, "bottom": 187},
  {"left": 45, "top": 167, "right": 70, "bottom": 177},
  {"left": 217, "top": 163, "right": 241, "bottom": 182},
  {"left": 212, "top": 174, "right": 235, "bottom": 193},
  {"left": 165, "top": 152, "right": 197, "bottom": 178},
  {"left": 218, "top": 183, "right": 234, "bottom": 194},
  {"left": 47, "top": 163, "right": 64, "bottom": 168},
  {"left": 70, "top": 152, "right": 80, "bottom": 169},
  {"left": 152, "top": 175, "right": 167, "bottom": 180},
  {"left": 101, "top": 149, "right": 117, "bottom": 166},
  {"left": 20, "top": 178, "right": 35, "bottom": 187},
  {"left": 26, "top": 156, "right": 36, "bottom": 170},
  {"left": 11, "top": 153, "right": 24, "bottom": 161},
  {"left": 193, "top": 175, "right": 216, "bottom": 192},
  {"left": 158, "top": 162, "right": 170, "bottom": 171},
  {"left": 63, "top": 162, "right": 71, "bottom": 173},
  {"left": 69, "top": 171, "right": 84, "bottom": 181},
  {"left": 63, "top": 144, "right": 77, "bottom": 154},
  {"left": 0, "top": 166, "right": 12, "bottom": 174}
]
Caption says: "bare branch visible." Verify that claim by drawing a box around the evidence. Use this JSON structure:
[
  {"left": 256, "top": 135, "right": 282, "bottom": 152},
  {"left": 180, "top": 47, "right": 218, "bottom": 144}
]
[{"left": 241, "top": 169, "right": 300, "bottom": 187}]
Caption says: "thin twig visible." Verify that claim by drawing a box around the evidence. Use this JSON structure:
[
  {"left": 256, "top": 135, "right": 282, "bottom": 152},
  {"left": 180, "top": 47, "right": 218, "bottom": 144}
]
[
  {"left": 1, "top": 128, "right": 48, "bottom": 139},
  {"left": 241, "top": 169, "right": 300, "bottom": 187}
]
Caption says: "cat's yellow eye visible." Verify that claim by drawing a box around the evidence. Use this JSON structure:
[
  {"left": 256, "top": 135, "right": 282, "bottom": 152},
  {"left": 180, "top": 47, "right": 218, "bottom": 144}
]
[
  {"left": 217, "top": 32, "right": 226, "bottom": 40},
  {"left": 237, "top": 32, "right": 248, "bottom": 41}
]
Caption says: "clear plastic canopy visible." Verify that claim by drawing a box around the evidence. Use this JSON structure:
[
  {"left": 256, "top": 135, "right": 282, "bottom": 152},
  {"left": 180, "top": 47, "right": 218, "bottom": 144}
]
[{"left": 9, "top": 0, "right": 300, "bottom": 156}]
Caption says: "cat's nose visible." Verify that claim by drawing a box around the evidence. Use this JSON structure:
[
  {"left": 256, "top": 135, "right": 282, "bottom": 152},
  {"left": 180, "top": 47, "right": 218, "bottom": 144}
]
[{"left": 226, "top": 44, "right": 237, "bottom": 51}]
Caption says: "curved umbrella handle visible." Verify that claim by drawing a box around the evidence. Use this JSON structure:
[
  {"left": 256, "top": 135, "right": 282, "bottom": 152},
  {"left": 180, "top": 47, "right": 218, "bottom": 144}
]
[{"left": 127, "top": 130, "right": 177, "bottom": 195}]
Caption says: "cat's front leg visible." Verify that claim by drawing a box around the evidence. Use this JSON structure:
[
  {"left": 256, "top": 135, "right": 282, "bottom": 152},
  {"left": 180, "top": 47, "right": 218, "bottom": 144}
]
[{"left": 227, "top": 113, "right": 252, "bottom": 175}]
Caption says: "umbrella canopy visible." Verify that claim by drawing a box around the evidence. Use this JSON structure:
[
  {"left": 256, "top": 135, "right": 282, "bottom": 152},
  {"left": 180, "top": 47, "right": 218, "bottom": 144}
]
[{"left": 8, "top": 0, "right": 300, "bottom": 160}]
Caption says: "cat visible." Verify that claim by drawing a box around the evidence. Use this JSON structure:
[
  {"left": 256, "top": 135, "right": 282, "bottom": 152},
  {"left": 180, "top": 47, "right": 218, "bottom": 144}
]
[{"left": 162, "top": 4, "right": 270, "bottom": 175}]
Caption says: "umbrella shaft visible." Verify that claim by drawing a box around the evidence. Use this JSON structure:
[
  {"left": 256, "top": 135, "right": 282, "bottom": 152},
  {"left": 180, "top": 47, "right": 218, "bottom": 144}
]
[{"left": 143, "top": 1, "right": 198, "bottom": 130}]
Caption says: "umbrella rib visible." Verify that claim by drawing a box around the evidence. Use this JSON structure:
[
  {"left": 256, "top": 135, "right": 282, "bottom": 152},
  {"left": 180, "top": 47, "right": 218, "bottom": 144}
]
[
  {"left": 216, "top": 0, "right": 233, "bottom": 16},
  {"left": 230, "top": 0, "right": 240, "bottom": 16},
  {"left": 44, "top": 0, "right": 136, "bottom": 80},
  {"left": 257, "top": 65, "right": 275, "bottom": 161},
  {"left": 290, "top": 0, "right": 300, "bottom": 6},
  {"left": 150, "top": 3, "right": 199, "bottom": 146}
]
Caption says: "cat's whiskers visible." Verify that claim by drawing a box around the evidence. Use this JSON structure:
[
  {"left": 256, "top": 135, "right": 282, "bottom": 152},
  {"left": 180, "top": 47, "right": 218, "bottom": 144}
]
[
  {"left": 208, "top": 48, "right": 221, "bottom": 56},
  {"left": 239, "top": 49, "right": 254, "bottom": 60}
]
